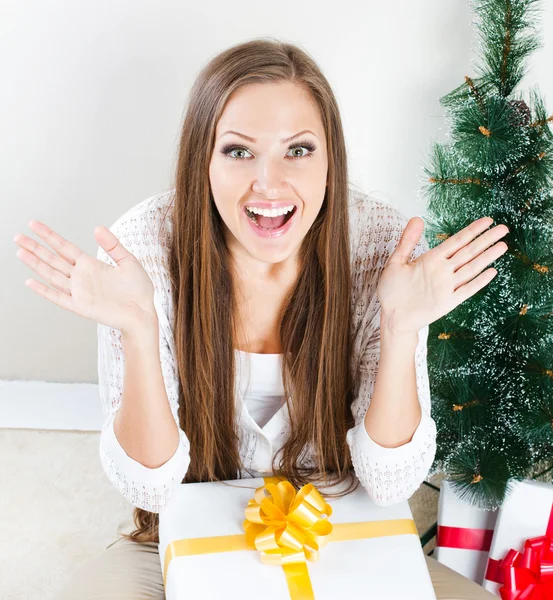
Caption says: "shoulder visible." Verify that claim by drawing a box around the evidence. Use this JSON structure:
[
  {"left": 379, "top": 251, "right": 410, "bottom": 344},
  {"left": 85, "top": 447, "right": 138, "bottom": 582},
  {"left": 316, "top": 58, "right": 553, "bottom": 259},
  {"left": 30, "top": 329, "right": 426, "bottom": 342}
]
[
  {"left": 347, "top": 186, "right": 429, "bottom": 269},
  {"left": 97, "top": 188, "right": 175, "bottom": 265},
  {"left": 106, "top": 188, "right": 175, "bottom": 250}
]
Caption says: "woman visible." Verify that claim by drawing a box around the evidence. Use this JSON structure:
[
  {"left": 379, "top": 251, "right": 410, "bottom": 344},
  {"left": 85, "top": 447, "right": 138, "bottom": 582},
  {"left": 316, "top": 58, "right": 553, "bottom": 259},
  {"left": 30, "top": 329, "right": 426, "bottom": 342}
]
[{"left": 15, "top": 38, "right": 505, "bottom": 599}]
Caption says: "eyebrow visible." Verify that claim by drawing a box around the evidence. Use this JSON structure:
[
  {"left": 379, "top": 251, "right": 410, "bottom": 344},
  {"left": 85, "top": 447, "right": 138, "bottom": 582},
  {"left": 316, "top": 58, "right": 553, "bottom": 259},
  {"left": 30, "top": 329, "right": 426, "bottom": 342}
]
[{"left": 217, "top": 129, "right": 318, "bottom": 143}]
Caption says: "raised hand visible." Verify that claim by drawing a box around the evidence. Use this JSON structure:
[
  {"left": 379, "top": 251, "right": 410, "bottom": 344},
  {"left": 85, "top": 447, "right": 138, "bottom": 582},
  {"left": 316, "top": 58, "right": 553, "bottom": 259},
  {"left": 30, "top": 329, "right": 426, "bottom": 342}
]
[
  {"left": 376, "top": 216, "right": 509, "bottom": 336},
  {"left": 14, "top": 220, "right": 157, "bottom": 334}
]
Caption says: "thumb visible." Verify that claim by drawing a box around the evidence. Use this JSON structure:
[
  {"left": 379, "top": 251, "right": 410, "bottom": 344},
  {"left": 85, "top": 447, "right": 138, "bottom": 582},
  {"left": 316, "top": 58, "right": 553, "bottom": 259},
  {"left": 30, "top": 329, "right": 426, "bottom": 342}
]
[
  {"left": 390, "top": 217, "right": 424, "bottom": 264},
  {"left": 94, "top": 226, "right": 136, "bottom": 265}
]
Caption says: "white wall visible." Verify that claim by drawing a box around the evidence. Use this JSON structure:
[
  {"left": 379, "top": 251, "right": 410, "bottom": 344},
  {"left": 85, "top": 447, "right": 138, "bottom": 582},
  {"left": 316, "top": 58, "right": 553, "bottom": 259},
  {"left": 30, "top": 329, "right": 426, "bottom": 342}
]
[{"left": 3, "top": 1, "right": 552, "bottom": 394}]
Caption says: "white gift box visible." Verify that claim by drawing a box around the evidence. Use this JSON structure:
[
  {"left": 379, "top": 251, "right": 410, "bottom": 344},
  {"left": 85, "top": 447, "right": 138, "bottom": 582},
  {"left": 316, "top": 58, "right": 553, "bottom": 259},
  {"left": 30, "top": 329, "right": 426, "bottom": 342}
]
[
  {"left": 482, "top": 479, "right": 553, "bottom": 596},
  {"left": 158, "top": 475, "right": 437, "bottom": 600},
  {"left": 433, "top": 480, "right": 498, "bottom": 583}
]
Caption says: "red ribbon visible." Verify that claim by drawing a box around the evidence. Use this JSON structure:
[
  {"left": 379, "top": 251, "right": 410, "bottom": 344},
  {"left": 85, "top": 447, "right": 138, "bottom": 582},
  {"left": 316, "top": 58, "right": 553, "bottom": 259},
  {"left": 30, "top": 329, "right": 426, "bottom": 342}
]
[
  {"left": 484, "top": 500, "right": 553, "bottom": 599},
  {"left": 437, "top": 525, "right": 494, "bottom": 552}
]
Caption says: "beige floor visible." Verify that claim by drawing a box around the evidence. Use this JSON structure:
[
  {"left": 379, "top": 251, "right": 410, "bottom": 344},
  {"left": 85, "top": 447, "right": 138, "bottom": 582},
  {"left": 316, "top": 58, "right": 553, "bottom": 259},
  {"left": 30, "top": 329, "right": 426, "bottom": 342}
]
[{"left": 0, "top": 429, "right": 443, "bottom": 600}]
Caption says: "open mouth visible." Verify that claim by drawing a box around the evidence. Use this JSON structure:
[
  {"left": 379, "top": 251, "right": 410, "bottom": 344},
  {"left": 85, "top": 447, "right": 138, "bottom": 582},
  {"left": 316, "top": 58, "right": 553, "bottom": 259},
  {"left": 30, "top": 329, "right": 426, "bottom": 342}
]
[{"left": 244, "top": 206, "right": 297, "bottom": 231}]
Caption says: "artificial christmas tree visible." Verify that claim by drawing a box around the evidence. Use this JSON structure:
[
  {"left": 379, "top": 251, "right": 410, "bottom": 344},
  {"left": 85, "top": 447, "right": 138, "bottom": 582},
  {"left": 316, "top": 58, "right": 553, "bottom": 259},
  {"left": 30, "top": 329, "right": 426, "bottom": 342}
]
[{"left": 421, "top": 0, "right": 553, "bottom": 512}]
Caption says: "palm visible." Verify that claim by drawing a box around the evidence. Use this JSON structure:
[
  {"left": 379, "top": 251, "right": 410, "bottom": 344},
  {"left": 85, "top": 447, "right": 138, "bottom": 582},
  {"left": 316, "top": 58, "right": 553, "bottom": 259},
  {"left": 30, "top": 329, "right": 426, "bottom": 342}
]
[
  {"left": 69, "top": 254, "right": 154, "bottom": 328},
  {"left": 376, "top": 216, "right": 509, "bottom": 335}
]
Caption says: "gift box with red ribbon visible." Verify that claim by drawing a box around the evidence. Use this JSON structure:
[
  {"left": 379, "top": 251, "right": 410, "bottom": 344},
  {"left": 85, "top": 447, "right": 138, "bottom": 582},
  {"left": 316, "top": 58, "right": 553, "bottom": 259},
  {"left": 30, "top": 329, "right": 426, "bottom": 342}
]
[
  {"left": 482, "top": 479, "right": 553, "bottom": 598},
  {"left": 157, "top": 474, "right": 437, "bottom": 599},
  {"left": 434, "top": 479, "right": 498, "bottom": 583}
]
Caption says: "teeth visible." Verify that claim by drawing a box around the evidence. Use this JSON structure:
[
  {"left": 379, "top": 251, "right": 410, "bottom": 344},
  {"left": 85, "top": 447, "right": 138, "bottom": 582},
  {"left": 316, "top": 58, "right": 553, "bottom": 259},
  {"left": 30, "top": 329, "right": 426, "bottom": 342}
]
[{"left": 245, "top": 205, "right": 295, "bottom": 217}]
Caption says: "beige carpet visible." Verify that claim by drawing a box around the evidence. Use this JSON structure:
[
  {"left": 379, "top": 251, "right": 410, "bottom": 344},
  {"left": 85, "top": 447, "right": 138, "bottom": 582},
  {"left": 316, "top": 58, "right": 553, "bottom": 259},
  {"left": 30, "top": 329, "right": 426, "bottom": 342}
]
[{"left": 0, "top": 429, "right": 442, "bottom": 600}]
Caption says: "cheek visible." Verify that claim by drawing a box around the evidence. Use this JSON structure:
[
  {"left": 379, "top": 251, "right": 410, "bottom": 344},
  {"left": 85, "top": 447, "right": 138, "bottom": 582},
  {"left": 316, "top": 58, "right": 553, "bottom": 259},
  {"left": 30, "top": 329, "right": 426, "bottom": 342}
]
[
  {"left": 301, "top": 193, "right": 325, "bottom": 223},
  {"left": 213, "top": 166, "right": 245, "bottom": 189},
  {"left": 210, "top": 156, "right": 238, "bottom": 184}
]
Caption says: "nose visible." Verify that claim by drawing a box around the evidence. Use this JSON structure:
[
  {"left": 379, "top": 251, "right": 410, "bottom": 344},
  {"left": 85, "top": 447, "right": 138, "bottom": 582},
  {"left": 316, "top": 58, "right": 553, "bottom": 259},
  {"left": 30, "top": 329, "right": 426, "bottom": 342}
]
[{"left": 252, "top": 157, "right": 287, "bottom": 199}]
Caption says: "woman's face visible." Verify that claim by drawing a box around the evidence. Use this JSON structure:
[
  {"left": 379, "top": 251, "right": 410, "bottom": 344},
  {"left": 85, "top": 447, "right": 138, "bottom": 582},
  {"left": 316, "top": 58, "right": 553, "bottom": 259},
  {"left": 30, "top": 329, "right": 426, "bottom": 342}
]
[{"left": 209, "top": 80, "right": 328, "bottom": 284}]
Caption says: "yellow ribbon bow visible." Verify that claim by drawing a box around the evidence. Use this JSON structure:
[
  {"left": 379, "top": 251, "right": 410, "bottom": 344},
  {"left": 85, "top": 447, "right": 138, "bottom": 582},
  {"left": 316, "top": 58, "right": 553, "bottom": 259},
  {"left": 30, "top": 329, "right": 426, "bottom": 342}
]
[{"left": 243, "top": 478, "right": 334, "bottom": 566}]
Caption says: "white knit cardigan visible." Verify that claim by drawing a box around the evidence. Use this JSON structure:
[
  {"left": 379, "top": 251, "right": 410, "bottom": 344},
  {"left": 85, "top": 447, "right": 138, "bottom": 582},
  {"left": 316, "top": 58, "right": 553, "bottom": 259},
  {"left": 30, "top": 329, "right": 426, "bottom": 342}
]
[{"left": 96, "top": 186, "right": 436, "bottom": 512}]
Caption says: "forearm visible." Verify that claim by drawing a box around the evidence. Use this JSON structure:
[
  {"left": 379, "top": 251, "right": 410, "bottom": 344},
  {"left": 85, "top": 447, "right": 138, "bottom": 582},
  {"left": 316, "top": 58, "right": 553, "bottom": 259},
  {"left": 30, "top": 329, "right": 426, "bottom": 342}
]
[
  {"left": 114, "top": 316, "right": 181, "bottom": 469},
  {"left": 364, "top": 309, "right": 422, "bottom": 448}
]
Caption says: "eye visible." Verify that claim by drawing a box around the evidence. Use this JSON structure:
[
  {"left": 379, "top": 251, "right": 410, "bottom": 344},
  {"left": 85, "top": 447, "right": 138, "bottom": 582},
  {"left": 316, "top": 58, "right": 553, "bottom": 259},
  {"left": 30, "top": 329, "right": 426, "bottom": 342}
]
[
  {"left": 222, "top": 146, "right": 253, "bottom": 161},
  {"left": 286, "top": 144, "right": 315, "bottom": 160},
  {"left": 220, "top": 140, "right": 316, "bottom": 161}
]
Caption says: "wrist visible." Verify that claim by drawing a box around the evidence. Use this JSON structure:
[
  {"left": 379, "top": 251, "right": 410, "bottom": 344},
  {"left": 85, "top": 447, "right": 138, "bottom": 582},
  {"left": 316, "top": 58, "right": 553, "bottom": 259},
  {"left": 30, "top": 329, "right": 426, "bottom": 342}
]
[
  {"left": 121, "top": 311, "right": 159, "bottom": 342},
  {"left": 380, "top": 308, "right": 419, "bottom": 345}
]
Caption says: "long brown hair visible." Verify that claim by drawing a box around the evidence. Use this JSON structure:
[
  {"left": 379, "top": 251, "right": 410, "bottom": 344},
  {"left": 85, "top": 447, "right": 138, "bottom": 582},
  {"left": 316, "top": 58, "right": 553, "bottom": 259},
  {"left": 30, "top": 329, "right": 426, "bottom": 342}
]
[{"left": 121, "top": 37, "right": 360, "bottom": 545}]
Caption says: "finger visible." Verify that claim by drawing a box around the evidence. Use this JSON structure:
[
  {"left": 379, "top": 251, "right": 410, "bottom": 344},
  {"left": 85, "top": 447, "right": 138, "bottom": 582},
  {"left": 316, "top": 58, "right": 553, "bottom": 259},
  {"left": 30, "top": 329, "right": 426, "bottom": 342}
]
[
  {"left": 16, "top": 247, "right": 71, "bottom": 295},
  {"left": 449, "top": 223, "right": 509, "bottom": 272},
  {"left": 453, "top": 242, "right": 507, "bottom": 290},
  {"left": 452, "top": 267, "right": 497, "bottom": 306},
  {"left": 27, "top": 220, "right": 84, "bottom": 266},
  {"left": 14, "top": 233, "right": 72, "bottom": 277},
  {"left": 24, "top": 278, "right": 74, "bottom": 312},
  {"left": 95, "top": 226, "right": 136, "bottom": 265},
  {"left": 438, "top": 217, "right": 495, "bottom": 259}
]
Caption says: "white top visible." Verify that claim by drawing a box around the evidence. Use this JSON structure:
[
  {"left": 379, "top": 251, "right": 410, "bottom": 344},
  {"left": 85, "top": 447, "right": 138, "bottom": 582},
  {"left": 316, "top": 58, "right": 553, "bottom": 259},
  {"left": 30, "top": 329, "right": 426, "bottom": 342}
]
[
  {"left": 96, "top": 186, "right": 437, "bottom": 512},
  {"left": 236, "top": 350, "right": 286, "bottom": 429}
]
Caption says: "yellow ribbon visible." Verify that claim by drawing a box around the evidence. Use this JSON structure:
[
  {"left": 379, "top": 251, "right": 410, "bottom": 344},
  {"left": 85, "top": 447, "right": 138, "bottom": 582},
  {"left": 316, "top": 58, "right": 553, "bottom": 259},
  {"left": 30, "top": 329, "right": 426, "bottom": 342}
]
[
  {"left": 243, "top": 477, "right": 334, "bottom": 566},
  {"left": 162, "top": 476, "right": 418, "bottom": 599}
]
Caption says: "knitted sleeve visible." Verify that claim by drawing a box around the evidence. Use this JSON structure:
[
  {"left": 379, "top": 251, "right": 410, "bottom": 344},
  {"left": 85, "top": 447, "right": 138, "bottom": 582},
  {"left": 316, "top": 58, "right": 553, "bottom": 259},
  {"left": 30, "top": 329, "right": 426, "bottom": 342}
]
[
  {"left": 95, "top": 196, "right": 191, "bottom": 512},
  {"left": 346, "top": 197, "right": 437, "bottom": 505}
]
